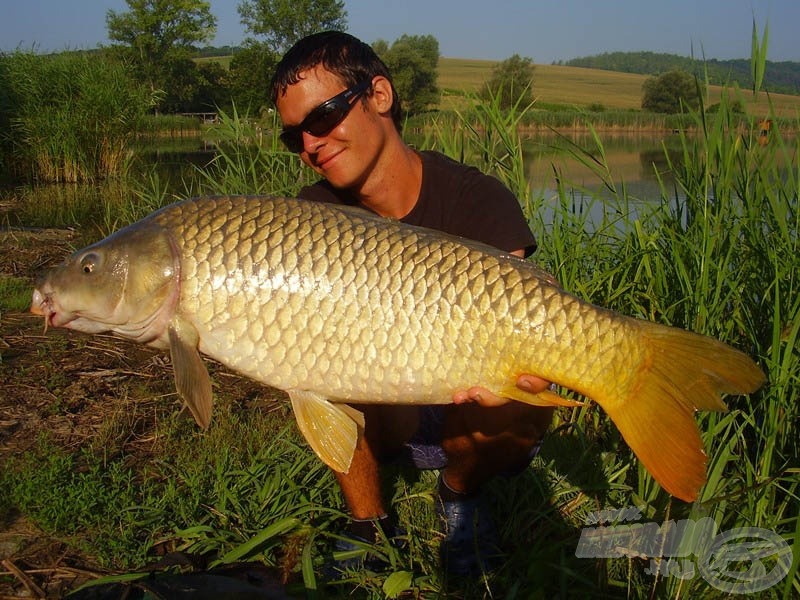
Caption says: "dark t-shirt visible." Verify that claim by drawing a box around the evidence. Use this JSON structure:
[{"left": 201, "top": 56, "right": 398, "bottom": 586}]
[{"left": 297, "top": 150, "right": 537, "bottom": 257}]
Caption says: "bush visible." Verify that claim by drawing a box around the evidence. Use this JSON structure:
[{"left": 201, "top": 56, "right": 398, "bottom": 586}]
[
  {"left": 480, "top": 54, "right": 535, "bottom": 110},
  {"left": 641, "top": 69, "right": 704, "bottom": 113}
]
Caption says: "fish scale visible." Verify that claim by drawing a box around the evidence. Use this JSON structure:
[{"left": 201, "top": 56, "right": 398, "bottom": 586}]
[{"left": 31, "top": 195, "right": 765, "bottom": 501}]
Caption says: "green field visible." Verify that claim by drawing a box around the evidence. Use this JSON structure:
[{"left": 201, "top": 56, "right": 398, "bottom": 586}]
[{"left": 438, "top": 56, "right": 800, "bottom": 118}]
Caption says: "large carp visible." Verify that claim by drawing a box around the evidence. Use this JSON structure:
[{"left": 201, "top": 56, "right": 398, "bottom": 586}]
[{"left": 30, "top": 195, "right": 764, "bottom": 502}]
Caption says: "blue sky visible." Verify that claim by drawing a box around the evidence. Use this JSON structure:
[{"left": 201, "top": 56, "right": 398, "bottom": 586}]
[{"left": 1, "top": 0, "right": 797, "bottom": 63}]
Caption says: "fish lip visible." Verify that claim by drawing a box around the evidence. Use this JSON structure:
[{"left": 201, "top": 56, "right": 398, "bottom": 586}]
[
  {"left": 30, "top": 287, "right": 76, "bottom": 329},
  {"left": 30, "top": 288, "right": 54, "bottom": 319},
  {"left": 30, "top": 288, "right": 47, "bottom": 316}
]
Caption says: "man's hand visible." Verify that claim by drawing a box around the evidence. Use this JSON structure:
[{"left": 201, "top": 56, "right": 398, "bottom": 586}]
[{"left": 452, "top": 375, "right": 551, "bottom": 407}]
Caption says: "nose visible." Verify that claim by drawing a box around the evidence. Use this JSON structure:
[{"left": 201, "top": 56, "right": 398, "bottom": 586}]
[{"left": 302, "top": 131, "right": 324, "bottom": 154}]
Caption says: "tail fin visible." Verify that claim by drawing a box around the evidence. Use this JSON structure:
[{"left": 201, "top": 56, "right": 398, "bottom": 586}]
[{"left": 599, "top": 322, "right": 765, "bottom": 502}]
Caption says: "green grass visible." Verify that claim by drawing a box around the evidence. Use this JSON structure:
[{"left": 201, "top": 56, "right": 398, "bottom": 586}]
[
  {"left": 0, "top": 276, "right": 31, "bottom": 312},
  {"left": 1, "top": 406, "right": 342, "bottom": 572}
]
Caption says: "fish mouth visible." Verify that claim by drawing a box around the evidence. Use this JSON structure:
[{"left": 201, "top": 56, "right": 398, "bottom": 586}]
[
  {"left": 30, "top": 288, "right": 75, "bottom": 332},
  {"left": 30, "top": 288, "right": 49, "bottom": 317}
]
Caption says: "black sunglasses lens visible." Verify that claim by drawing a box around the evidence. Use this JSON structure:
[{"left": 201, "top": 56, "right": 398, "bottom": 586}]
[
  {"left": 280, "top": 129, "right": 304, "bottom": 153},
  {"left": 304, "top": 99, "right": 349, "bottom": 136},
  {"left": 280, "top": 101, "right": 348, "bottom": 153}
]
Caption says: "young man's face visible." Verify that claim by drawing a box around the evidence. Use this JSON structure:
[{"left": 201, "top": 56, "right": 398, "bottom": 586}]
[{"left": 275, "top": 66, "right": 385, "bottom": 190}]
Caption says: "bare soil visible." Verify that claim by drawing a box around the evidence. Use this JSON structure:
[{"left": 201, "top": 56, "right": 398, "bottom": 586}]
[{"left": 0, "top": 227, "right": 274, "bottom": 598}]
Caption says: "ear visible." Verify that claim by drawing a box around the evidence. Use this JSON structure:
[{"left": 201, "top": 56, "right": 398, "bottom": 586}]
[{"left": 369, "top": 76, "right": 395, "bottom": 116}]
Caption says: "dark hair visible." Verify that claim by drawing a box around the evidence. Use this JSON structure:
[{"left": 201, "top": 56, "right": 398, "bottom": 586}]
[{"left": 270, "top": 31, "right": 403, "bottom": 130}]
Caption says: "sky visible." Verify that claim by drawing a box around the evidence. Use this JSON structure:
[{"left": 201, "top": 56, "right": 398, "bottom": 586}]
[{"left": 1, "top": 0, "right": 798, "bottom": 64}]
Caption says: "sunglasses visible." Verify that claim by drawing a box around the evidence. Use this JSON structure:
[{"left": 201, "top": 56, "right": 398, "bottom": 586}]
[{"left": 279, "top": 79, "right": 372, "bottom": 153}]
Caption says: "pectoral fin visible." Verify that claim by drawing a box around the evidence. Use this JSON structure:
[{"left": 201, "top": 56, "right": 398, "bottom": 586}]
[
  {"left": 498, "top": 385, "right": 585, "bottom": 408},
  {"left": 288, "top": 390, "right": 364, "bottom": 473},
  {"left": 168, "top": 317, "right": 213, "bottom": 429}
]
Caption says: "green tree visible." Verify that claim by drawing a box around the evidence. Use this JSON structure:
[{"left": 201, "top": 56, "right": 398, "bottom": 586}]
[
  {"left": 641, "top": 69, "right": 704, "bottom": 113},
  {"left": 375, "top": 35, "right": 440, "bottom": 115},
  {"left": 227, "top": 42, "right": 280, "bottom": 114},
  {"left": 106, "top": 0, "right": 216, "bottom": 108},
  {"left": 238, "top": 0, "right": 347, "bottom": 54},
  {"left": 159, "top": 58, "right": 229, "bottom": 112},
  {"left": 481, "top": 54, "right": 535, "bottom": 110}
]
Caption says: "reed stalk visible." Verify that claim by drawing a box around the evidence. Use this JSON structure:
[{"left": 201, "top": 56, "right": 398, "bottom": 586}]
[{"left": 0, "top": 50, "right": 153, "bottom": 183}]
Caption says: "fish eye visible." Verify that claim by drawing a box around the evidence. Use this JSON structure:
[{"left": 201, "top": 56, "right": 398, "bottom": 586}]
[{"left": 80, "top": 253, "right": 99, "bottom": 274}]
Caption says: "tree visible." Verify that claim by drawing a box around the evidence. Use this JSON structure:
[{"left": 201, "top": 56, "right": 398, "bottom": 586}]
[
  {"left": 641, "top": 69, "right": 703, "bottom": 113},
  {"left": 375, "top": 35, "right": 440, "bottom": 115},
  {"left": 106, "top": 0, "right": 216, "bottom": 105},
  {"left": 481, "top": 55, "right": 535, "bottom": 110},
  {"left": 238, "top": 0, "right": 347, "bottom": 54},
  {"left": 227, "top": 43, "right": 280, "bottom": 114},
  {"left": 158, "top": 58, "right": 229, "bottom": 112}
]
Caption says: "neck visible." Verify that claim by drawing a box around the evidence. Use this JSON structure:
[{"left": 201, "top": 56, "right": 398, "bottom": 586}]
[{"left": 354, "top": 142, "right": 422, "bottom": 219}]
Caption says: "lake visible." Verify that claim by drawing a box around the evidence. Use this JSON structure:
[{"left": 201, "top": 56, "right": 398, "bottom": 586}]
[
  {"left": 525, "top": 131, "right": 682, "bottom": 199},
  {"left": 0, "top": 132, "right": 684, "bottom": 232}
]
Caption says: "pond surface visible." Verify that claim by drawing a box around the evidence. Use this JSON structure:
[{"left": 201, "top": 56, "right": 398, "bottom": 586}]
[
  {"left": 520, "top": 131, "right": 686, "bottom": 228},
  {"left": 1, "top": 132, "right": 684, "bottom": 233},
  {"left": 525, "top": 131, "right": 683, "bottom": 199}
]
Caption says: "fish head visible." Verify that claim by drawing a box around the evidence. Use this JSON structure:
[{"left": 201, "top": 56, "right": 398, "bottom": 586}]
[{"left": 31, "top": 221, "right": 180, "bottom": 345}]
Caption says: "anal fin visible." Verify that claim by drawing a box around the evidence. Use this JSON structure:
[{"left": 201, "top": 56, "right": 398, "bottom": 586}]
[{"left": 498, "top": 385, "right": 585, "bottom": 408}]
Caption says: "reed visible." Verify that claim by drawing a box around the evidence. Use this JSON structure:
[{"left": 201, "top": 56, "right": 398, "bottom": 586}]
[
  {"left": 0, "top": 50, "right": 154, "bottom": 183},
  {"left": 137, "top": 113, "right": 205, "bottom": 137},
  {"left": 192, "top": 106, "right": 313, "bottom": 197}
]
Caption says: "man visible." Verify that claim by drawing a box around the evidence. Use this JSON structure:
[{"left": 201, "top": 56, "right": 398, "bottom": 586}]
[{"left": 270, "top": 31, "right": 552, "bottom": 576}]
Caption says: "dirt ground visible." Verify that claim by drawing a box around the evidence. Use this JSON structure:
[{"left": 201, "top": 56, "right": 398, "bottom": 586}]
[{"left": 0, "top": 227, "right": 273, "bottom": 598}]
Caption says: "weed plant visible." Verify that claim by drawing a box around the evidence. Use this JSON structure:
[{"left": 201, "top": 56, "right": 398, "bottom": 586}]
[{"left": 0, "top": 51, "right": 154, "bottom": 183}]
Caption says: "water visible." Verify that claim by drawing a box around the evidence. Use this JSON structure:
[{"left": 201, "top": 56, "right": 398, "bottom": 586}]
[
  {"left": 525, "top": 132, "right": 683, "bottom": 198},
  {"left": 519, "top": 132, "right": 685, "bottom": 229},
  {"left": 1, "top": 133, "right": 684, "bottom": 231}
]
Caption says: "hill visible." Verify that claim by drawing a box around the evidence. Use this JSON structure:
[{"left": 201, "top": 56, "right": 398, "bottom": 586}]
[
  {"left": 564, "top": 51, "right": 800, "bottom": 95},
  {"left": 437, "top": 57, "right": 800, "bottom": 118}
]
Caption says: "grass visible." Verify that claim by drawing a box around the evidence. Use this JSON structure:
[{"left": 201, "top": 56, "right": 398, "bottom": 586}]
[
  {"left": 2, "top": 32, "right": 799, "bottom": 598},
  {"left": 0, "top": 276, "right": 31, "bottom": 312}
]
